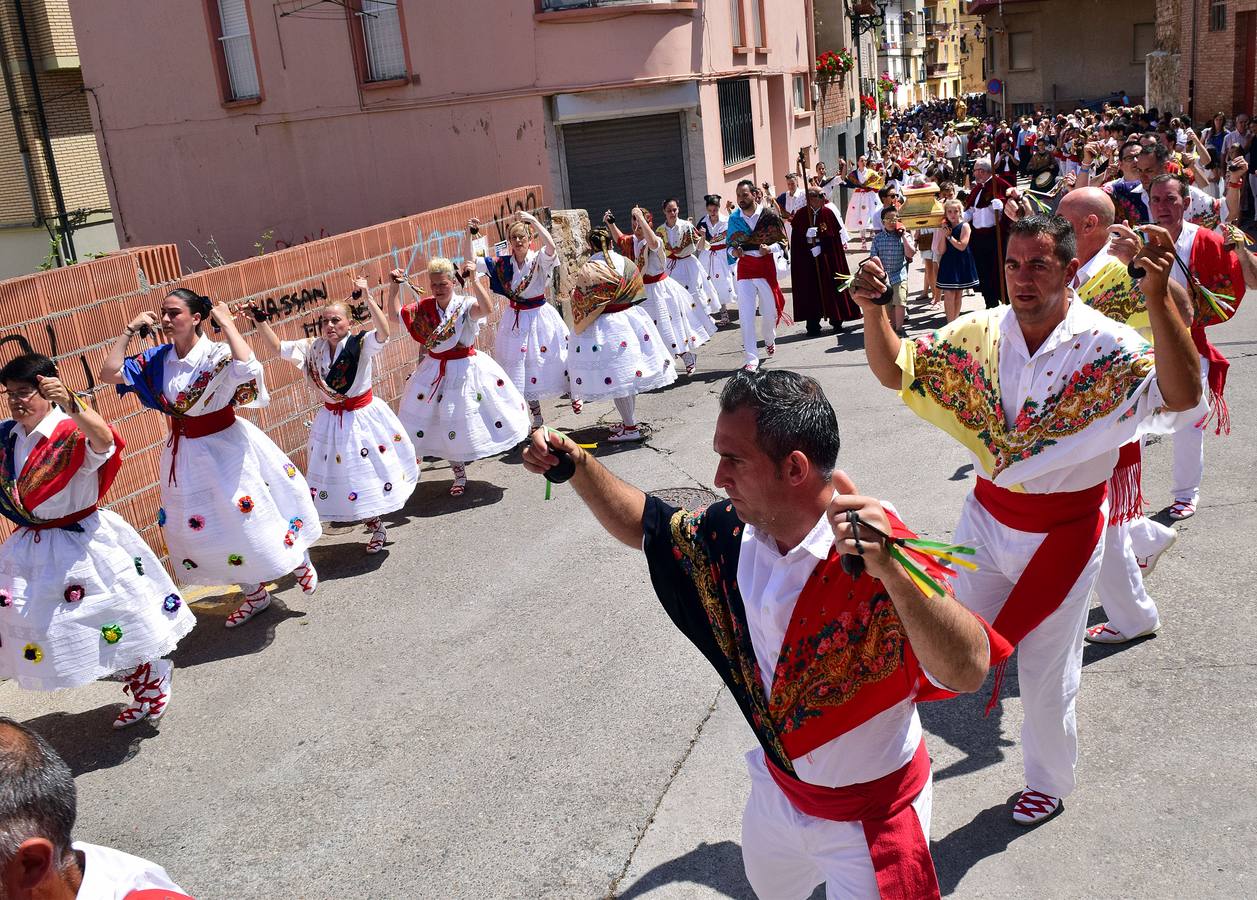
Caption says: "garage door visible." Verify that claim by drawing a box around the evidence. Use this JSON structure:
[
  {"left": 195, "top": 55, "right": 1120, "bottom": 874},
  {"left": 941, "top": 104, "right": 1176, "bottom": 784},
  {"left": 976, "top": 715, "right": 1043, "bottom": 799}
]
[{"left": 562, "top": 113, "right": 689, "bottom": 226}]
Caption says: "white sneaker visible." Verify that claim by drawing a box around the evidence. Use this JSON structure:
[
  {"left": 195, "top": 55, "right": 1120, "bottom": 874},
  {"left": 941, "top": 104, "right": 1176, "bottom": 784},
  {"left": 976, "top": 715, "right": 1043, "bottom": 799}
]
[
  {"left": 1085, "top": 620, "right": 1159, "bottom": 644},
  {"left": 1136, "top": 531, "right": 1177, "bottom": 578},
  {"left": 1012, "top": 789, "right": 1061, "bottom": 825}
]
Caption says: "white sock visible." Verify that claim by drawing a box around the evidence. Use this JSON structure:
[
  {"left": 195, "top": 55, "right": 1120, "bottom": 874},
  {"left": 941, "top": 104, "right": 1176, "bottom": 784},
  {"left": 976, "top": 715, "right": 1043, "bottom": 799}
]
[{"left": 613, "top": 395, "right": 637, "bottom": 428}]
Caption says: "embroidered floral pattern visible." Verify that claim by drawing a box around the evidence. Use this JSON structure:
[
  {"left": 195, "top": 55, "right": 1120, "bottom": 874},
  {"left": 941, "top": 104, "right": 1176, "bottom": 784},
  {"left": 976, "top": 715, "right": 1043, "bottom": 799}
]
[
  {"left": 0, "top": 589, "right": 10, "bottom": 607},
  {"left": 348, "top": 492, "right": 358, "bottom": 501},
  {"left": 134, "top": 557, "right": 144, "bottom": 576},
  {"left": 182, "top": 558, "right": 197, "bottom": 570},
  {"left": 188, "top": 515, "right": 205, "bottom": 531},
  {"left": 100, "top": 623, "right": 123, "bottom": 644},
  {"left": 157, "top": 507, "right": 167, "bottom": 526},
  {"left": 237, "top": 496, "right": 254, "bottom": 514},
  {"left": 63, "top": 585, "right": 84, "bottom": 603},
  {"left": 163, "top": 594, "right": 182, "bottom": 612},
  {"left": 23, "top": 642, "right": 41, "bottom": 662},
  {"left": 227, "top": 554, "right": 244, "bottom": 566},
  {"left": 285, "top": 463, "right": 298, "bottom": 478},
  {"left": 289, "top": 517, "right": 304, "bottom": 532}
]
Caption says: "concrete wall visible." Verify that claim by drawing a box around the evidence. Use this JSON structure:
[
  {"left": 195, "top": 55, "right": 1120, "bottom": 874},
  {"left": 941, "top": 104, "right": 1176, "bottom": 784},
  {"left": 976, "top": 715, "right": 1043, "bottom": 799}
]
[
  {"left": 69, "top": 1, "right": 815, "bottom": 265},
  {"left": 983, "top": 0, "right": 1155, "bottom": 111},
  {"left": 0, "top": 216, "right": 116, "bottom": 281},
  {"left": 0, "top": 186, "right": 542, "bottom": 568}
]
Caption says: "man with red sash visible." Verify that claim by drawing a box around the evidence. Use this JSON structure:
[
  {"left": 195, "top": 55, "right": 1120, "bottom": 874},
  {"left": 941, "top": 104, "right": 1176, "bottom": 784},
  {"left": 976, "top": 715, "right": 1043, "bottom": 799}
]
[
  {"left": 963, "top": 158, "right": 1010, "bottom": 309},
  {"left": 523, "top": 369, "right": 1003, "bottom": 899},
  {"left": 1148, "top": 173, "right": 1257, "bottom": 521},
  {"left": 728, "top": 179, "right": 789, "bottom": 371},
  {"left": 852, "top": 215, "right": 1205, "bottom": 825}
]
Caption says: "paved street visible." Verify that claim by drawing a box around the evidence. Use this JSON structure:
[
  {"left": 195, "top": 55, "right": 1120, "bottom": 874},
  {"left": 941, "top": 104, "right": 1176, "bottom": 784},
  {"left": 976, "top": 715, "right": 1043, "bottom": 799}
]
[{"left": 4, "top": 252, "right": 1255, "bottom": 900}]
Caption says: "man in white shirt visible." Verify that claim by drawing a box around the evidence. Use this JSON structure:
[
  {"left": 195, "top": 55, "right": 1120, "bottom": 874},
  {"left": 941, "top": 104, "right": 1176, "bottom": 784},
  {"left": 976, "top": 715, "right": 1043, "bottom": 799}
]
[
  {"left": 1220, "top": 112, "right": 1250, "bottom": 158},
  {"left": 852, "top": 214, "right": 1205, "bottom": 825},
  {"left": 0, "top": 718, "right": 191, "bottom": 899},
  {"left": 522, "top": 369, "right": 998, "bottom": 900},
  {"left": 963, "top": 159, "right": 1007, "bottom": 308}
]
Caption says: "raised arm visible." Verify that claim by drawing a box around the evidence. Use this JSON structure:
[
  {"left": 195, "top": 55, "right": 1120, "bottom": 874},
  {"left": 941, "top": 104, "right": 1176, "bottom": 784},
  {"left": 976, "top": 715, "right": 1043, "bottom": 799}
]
[
  {"left": 462, "top": 259, "right": 497, "bottom": 320},
  {"left": 36, "top": 375, "right": 112, "bottom": 453},
  {"left": 632, "top": 208, "right": 661, "bottom": 250},
  {"left": 603, "top": 210, "right": 626, "bottom": 244},
  {"left": 521, "top": 427, "right": 647, "bottom": 548},
  {"left": 209, "top": 302, "right": 254, "bottom": 363},
  {"left": 251, "top": 316, "right": 282, "bottom": 357},
  {"left": 517, "top": 210, "right": 557, "bottom": 257},
  {"left": 1224, "top": 157, "right": 1247, "bottom": 225},
  {"left": 385, "top": 267, "right": 407, "bottom": 330},
  {"left": 1136, "top": 227, "right": 1202, "bottom": 411},
  {"left": 359, "top": 277, "right": 391, "bottom": 343},
  {"left": 99, "top": 310, "right": 158, "bottom": 385}
]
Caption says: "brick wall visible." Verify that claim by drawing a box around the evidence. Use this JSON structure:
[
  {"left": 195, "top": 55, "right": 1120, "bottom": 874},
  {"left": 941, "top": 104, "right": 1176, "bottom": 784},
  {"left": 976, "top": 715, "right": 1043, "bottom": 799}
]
[
  {"left": 0, "top": 185, "right": 544, "bottom": 573},
  {"left": 1178, "top": 0, "right": 1257, "bottom": 119}
]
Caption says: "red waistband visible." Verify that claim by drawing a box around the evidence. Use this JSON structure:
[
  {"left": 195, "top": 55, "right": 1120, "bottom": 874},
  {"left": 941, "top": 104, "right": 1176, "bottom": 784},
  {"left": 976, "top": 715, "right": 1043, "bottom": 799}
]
[
  {"left": 169, "top": 405, "right": 237, "bottom": 439},
  {"left": 766, "top": 741, "right": 939, "bottom": 900},
  {"left": 642, "top": 272, "right": 667, "bottom": 285},
  {"left": 602, "top": 302, "right": 633, "bottom": 314},
  {"left": 854, "top": 186, "right": 876, "bottom": 193},
  {"left": 429, "top": 346, "right": 475, "bottom": 362},
  {"left": 26, "top": 506, "right": 96, "bottom": 532},
  {"left": 708, "top": 243, "right": 727, "bottom": 251},
  {"left": 973, "top": 477, "right": 1106, "bottom": 532},
  {"left": 736, "top": 252, "right": 780, "bottom": 282},
  {"left": 509, "top": 296, "right": 546, "bottom": 311},
  {"left": 324, "top": 389, "right": 373, "bottom": 414}
]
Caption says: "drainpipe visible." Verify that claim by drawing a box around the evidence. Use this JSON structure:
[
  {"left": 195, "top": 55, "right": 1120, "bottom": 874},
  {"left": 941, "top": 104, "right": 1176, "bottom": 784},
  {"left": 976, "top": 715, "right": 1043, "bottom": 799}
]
[
  {"left": 1187, "top": 0, "right": 1198, "bottom": 119},
  {"left": 12, "top": 0, "right": 76, "bottom": 263},
  {"left": 0, "top": 9, "right": 42, "bottom": 236}
]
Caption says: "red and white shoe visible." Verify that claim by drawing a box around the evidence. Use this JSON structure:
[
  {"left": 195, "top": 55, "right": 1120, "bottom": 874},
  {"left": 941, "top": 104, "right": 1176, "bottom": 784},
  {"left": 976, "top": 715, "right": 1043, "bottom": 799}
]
[
  {"left": 1168, "top": 498, "right": 1195, "bottom": 520},
  {"left": 293, "top": 559, "right": 318, "bottom": 595},
  {"left": 365, "top": 520, "right": 387, "bottom": 554},
  {"left": 570, "top": 398, "right": 583, "bottom": 415},
  {"left": 1136, "top": 531, "right": 1176, "bottom": 578},
  {"left": 113, "top": 660, "right": 173, "bottom": 729},
  {"left": 608, "top": 424, "right": 644, "bottom": 443},
  {"left": 765, "top": 344, "right": 775, "bottom": 357},
  {"left": 1012, "top": 789, "right": 1061, "bottom": 825},
  {"left": 1085, "top": 620, "right": 1159, "bottom": 644},
  {"left": 225, "top": 586, "right": 271, "bottom": 628}
]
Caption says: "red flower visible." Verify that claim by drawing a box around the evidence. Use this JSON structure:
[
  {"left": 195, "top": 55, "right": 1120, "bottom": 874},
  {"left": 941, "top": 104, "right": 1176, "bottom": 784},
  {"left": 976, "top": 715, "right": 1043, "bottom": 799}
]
[{"left": 237, "top": 496, "right": 254, "bottom": 514}]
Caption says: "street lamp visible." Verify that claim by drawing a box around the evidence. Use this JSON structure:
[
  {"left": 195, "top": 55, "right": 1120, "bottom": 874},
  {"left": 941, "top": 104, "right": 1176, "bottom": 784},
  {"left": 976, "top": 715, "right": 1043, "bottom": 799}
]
[{"left": 849, "top": 0, "right": 888, "bottom": 36}]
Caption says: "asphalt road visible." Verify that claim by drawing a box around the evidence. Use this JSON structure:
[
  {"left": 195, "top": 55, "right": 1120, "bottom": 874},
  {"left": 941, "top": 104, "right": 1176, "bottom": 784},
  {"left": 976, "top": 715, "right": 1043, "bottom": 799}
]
[{"left": 4, "top": 252, "right": 1254, "bottom": 900}]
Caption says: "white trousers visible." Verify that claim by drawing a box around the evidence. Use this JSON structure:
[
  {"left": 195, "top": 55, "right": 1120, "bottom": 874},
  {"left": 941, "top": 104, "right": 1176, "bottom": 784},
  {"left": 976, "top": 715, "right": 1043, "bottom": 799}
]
[
  {"left": 741, "top": 749, "right": 932, "bottom": 900},
  {"left": 1094, "top": 522, "right": 1158, "bottom": 635},
  {"left": 951, "top": 492, "right": 1104, "bottom": 799},
  {"left": 1170, "top": 356, "right": 1210, "bottom": 504},
  {"left": 736, "top": 277, "right": 778, "bottom": 366}
]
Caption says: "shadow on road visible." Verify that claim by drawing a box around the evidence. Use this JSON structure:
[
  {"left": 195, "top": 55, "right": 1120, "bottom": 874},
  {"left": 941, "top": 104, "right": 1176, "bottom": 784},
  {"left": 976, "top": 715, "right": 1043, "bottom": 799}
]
[
  {"left": 931, "top": 794, "right": 1047, "bottom": 896},
  {"left": 921, "top": 659, "right": 1016, "bottom": 784},
  {"left": 20, "top": 706, "right": 159, "bottom": 777},
  {"left": 395, "top": 475, "right": 506, "bottom": 517},
  {"left": 171, "top": 602, "right": 306, "bottom": 670},
  {"left": 614, "top": 840, "right": 755, "bottom": 900}
]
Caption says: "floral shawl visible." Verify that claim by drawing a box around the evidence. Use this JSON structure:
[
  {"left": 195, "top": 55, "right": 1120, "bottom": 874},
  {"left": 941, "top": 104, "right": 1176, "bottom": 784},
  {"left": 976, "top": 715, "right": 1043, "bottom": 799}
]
[{"left": 0, "top": 417, "right": 123, "bottom": 527}]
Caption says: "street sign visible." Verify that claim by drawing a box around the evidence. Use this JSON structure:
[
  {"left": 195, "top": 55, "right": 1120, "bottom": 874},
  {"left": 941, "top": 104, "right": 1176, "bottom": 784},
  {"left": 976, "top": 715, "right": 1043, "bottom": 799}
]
[{"left": 988, "top": 79, "right": 1003, "bottom": 95}]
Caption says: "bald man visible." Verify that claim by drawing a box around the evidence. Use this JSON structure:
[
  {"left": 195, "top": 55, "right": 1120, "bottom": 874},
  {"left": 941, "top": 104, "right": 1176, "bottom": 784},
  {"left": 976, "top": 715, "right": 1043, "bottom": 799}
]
[{"left": 1051, "top": 188, "right": 1190, "bottom": 644}]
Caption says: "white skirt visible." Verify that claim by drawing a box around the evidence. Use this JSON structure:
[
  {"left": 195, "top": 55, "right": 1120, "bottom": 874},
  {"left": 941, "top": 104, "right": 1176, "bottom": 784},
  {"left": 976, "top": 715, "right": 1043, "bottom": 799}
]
[
  {"left": 306, "top": 397, "right": 419, "bottom": 521},
  {"left": 0, "top": 510, "right": 196, "bottom": 690},
  {"left": 845, "top": 191, "right": 880, "bottom": 234},
  {"left": 397, "top": 351, "right": 530, "bottom": 462},
  {"left": 568, "top": 306, "right": 677, "bottom": 402},
  {"left": 160, "top": 417, "right": 323, "bottom": 586},
  {"left": 703, "top": 248, "right": 738, "bottom": 307},
  {"left": 668, "top": 255, "right": 723, "bottom": 316},
  {"left": 492, "top": 303, "right": 571, "bottom": 401},
  {"left": 643, "top": 276, "right": 714, "bottom": 356}
]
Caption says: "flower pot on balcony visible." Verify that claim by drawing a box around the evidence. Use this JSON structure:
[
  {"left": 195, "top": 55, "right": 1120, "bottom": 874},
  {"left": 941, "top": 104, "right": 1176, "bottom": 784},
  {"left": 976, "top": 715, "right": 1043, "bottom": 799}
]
[{"left": 852, "top": 0, "right": 881, "bottom": 15}]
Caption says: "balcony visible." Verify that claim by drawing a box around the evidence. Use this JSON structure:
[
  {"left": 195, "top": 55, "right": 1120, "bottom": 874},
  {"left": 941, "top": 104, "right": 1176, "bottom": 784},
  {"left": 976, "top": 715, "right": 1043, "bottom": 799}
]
[
  {"left": 927, "top": 62, "right": 953, "bottom": 77},
  {"left": 536, "top": 0, "right": 697, "bottom": 21}
]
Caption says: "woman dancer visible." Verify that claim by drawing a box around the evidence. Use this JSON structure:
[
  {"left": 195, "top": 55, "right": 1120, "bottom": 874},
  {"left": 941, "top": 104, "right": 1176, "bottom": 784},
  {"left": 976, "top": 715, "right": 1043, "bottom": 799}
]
[
  {"left": 99, "top": 289, "right": 322, "bottom": 629},
  {"left": 388, "top": 258, "right": 529, "bottom": 497},
  {"left": 250, "top": 277, "right": 418, "bottom": 554},
  {"left": 933, "top": 199, "right": 980, "bottom": 322},
  {"left": 657, "top": 198, "right": 721, "bottom": 322},
  {"left": 621, "top": 207, "right": 714, "bottom": 376},
  {"left": 566, "top": 227, "right": 677, "bottom": 443},
  {"left": 0, "top": 353, "right": 195, "bottom": 729},
  {"left": 844, "top": 155, "right": 882, "bottom": 244},
  {"left": 469, "top": 210, "right": 570, "bottom": 429},
  {"left": 697, "top": 194, "right": 735, "bottom": 324}
]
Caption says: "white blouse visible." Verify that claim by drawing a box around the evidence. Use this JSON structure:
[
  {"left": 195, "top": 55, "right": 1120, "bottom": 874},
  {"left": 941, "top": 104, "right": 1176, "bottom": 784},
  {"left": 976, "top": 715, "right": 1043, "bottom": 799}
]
[
  {"left": 9, "top": 408, "right": 114, "bottom": 518},
  {"left": 280, "top": 330, "right": 386, "bottom": 398}
]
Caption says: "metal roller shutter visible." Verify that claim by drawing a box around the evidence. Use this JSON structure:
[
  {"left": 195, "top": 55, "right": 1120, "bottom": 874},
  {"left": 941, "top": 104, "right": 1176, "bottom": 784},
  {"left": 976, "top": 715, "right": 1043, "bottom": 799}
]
[{"left": 562, "top": 113, "right": 688, "bottom": 226}]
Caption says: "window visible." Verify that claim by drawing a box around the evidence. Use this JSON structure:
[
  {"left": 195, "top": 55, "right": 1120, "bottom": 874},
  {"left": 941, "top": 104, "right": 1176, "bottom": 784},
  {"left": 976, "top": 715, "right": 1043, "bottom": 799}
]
[
  {"left": 793, "top": 73, "right": 808, "bottom": 111},
  {"left": 1209, "top": 1, "right": 1227, "bottom": 32},
  {"left": 1008, "top": 31, "right": 1033, "bottom": 71},
  {"left": 355, "top": 0, "right": 407, "bottom": 82},
  {"left": 730, "top": 0, "right": 745, "bottom": 47},
  {"left": 1013, "top": 102, "right": 1036, "bottom": 118},
  {"left": 717, "top": 77, "right": 754, "bottom": 167},
  {"left": 1133, "top": 22, "right": 1155, "bottom": 62},
  {"left": 214, "top": 0, "right": 260, "bottom": 101},
  {"left": 750, "top": 0, "right": 765, "bottom": 48}
]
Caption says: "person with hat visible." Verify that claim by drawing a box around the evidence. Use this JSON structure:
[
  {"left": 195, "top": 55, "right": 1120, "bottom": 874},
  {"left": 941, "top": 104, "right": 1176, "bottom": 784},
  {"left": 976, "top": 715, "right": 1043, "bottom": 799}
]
[{"left": 789, "top": 187, "right": 857, "bottom": 336}]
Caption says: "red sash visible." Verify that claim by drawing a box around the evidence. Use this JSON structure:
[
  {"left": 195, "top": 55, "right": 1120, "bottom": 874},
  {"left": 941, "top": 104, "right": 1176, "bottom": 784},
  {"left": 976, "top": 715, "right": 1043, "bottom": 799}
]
[
  {"left": 166, "top": 406, "right": 236, "bottom": 485},
  {"left": 642, "top": 271, "right": 667, "bottom": 285},
  {"left": 973, "top": 478, "right": 1106, "bottom": 713},
  {"left": 1107, "top": 441, "right": 1143, "bottom": 526},
  {"left": 602, "top": 302, "right": 633, "bottom": 314},
  {"left": 324, "top": 389, "right": 374, "bottom": 427},
  {"left": 766, "top": 741, "right": 939, "bottom": 900},
  {"left": 427, "top": 346, "right": 474, "bottom": 399},
  {"left": 1188, "top": 226, "right": 1245, "bottom": 434},
  {"left": 735, "top": 252, "right": 791, "bottom": 325},
  {"left": 508, "top": 295, "right": 546, "bottom": 330},
  {"left": 708, "top": 242, "right": 727, "bottom": 251}
]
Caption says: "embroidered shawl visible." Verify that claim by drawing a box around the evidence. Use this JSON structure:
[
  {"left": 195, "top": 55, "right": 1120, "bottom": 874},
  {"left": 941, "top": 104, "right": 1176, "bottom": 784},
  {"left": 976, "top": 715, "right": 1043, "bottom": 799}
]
[
  {"left": 897, "top": 307, "right": 1160, "bottom": 489},
  {"left": 643, "top": 497, "right": 973, "bottom": 772},
  {"left": 0, "top": 418, "right": 124, "bottom": 527},
  {"left": 657, "top": 221, "right": 698, "bottom": 259},
  {"left": 117, "top": 343, "right": 264, "bottom": 415},
  {"left": 1078, "top": 258, "right": 1151, "bottom": 339},
  {"left": 305, "top": 332, "right": 366, "bottom": 401},
  {"left": 401, "top": 296, "right": 462, "bottom": 352},
  {"left": 485, "top": 253, "right": 541, "bottom": 303}
]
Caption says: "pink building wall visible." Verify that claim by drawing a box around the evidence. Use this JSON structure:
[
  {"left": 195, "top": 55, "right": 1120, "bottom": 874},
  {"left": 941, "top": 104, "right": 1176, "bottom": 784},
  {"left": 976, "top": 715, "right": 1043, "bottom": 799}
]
[{"left": 69, "top": 1, "right": 817, "bottom": 264}]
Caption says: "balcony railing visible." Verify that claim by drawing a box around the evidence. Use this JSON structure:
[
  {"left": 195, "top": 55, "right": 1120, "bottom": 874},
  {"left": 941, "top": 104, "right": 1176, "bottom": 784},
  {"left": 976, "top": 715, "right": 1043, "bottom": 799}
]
[
  {"left": 540, "top": 0, "right": 687, "bottom": 9},
  {"left": 927, "top": 62, "right": 952, "bottom": 77}
]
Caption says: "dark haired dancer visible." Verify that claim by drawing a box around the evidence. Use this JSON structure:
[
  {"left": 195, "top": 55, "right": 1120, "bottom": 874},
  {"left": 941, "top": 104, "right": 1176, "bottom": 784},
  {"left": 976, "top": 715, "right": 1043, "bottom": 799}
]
[{"left": 99, "top": 289, "right": 321, "bottom": 628}]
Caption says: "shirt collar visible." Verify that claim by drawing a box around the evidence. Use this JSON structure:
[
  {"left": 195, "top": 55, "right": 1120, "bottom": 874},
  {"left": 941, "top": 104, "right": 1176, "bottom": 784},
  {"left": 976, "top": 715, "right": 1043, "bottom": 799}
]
[
  {"left": 17, "top": 408, "right": 66, "bottom": 442},
  {"left": 744, "top": 510, "right": 834, "bottom": 564},
  {"left": 174, "top": 333, "right": 212, "bottom": 365},
  {"left": 1075, "top": 240, "right": 1117, "bottom": 286},
  {"left": 1000, "top": 290, "right": 1088, "bottom": 361}
]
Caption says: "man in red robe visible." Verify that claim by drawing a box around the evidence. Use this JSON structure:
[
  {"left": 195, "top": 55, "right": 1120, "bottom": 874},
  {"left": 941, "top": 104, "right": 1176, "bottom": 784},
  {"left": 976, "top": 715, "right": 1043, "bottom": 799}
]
[{"left": 790, "top": 189, "right": 859, "bottom": 336}]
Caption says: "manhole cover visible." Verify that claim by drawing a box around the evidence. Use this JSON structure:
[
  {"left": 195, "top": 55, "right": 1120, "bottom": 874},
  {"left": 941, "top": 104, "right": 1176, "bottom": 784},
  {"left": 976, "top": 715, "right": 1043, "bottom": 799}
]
[{"left": 650, "top": 487, "right": 721, "bottom": 509}]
